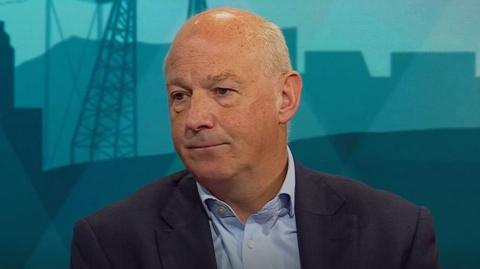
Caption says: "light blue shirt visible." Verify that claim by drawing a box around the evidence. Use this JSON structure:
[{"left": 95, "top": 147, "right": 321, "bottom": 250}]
[{"left": 196, "top": 148, "right": 301, "bottom": 269}]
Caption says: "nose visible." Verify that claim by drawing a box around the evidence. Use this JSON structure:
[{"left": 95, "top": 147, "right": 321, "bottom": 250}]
[{"left": 185, "top": 91, "right": 215, "bottom": 133}]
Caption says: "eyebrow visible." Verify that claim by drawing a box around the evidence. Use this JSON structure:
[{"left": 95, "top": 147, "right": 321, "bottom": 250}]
[
  {"left": 205, "top": 72, "right": 243, "bottom": 85},
  {"left": 166, "top": 77, "right": 190, "bottom": 91},
  {"left": 166, "top": 71, "right": 244, "bottom": 91}
]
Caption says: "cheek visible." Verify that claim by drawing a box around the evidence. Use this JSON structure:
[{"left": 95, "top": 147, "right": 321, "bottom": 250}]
[
  {"left": 249, "top": 96, "right": 281, "bottom": 138},
  {"left": 170, "top": 115, "right": 184, "bottom": 142},
  {"left": 220, "top": 103, "right": 274, "bottom": 142},
  {"left": 250, "top": 94, "right": 278, "bottom": 124}
]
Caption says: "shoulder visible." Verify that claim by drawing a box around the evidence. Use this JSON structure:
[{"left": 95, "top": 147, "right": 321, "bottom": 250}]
[
  {"left": 296, "top": 164, "right": 425, "bottom": 227},
  {"left": 295, "top": 164, "right": 440, "bottom": 267},
  {"left": 76, "top": 170, "right": 191, "bottom": 232},
  {"left": 71, "top": 170, "right": 197, "bottom": 266}
]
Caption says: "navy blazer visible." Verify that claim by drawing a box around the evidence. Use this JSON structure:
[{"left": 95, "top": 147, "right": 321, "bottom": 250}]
[{"left": 71, "top": 163, "right": 440, "bottom": 269}]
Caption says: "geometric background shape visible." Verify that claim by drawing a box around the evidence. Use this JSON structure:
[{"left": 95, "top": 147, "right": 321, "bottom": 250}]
[{"left": 1, "top": 2, "right": 480, "bottom": 268}]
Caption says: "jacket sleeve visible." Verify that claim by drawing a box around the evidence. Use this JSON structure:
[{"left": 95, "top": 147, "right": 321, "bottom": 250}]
[
  {"left": 70, "top": 219, "right": 112, "bottom": 269},
  {"left": 403, "top": 207, "right": 441, "bottom": 269}
]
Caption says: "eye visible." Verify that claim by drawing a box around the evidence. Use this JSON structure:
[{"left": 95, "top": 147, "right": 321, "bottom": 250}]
[
  {"left": 169, "top": 90, "right": 190, "bottom": 112},
  {"left": 170, "top": 91, "right": 188, "bottom": 101},
  {"left": 215, "top": 88, "right": 234, "bottom": 96}
]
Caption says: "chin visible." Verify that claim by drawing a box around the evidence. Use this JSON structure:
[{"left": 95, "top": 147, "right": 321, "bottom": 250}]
[{"left": 186, "top": 162, "right": 234, "bottom": 182}]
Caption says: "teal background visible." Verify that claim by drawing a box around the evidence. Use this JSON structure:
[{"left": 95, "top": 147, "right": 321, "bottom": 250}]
[{"left": 1, "top": 0, "right": 480, "bottom": 268}]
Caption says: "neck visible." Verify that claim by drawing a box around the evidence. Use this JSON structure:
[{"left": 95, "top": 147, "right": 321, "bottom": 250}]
[{"left": 201, "top": 147, "right": 289, "bottom": 223}]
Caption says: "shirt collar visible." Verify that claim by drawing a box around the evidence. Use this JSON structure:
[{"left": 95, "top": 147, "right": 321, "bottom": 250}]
[
  {"left": 196, "top": 146, "right": 296, "bottom": 217},
  {"left": 279, "top": 146, "right": 296, "bottom": 216}
]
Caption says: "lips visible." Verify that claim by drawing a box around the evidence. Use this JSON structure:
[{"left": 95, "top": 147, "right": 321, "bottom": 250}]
[{"left": 186, "top": 143, "right": 225, "bottom": 149}]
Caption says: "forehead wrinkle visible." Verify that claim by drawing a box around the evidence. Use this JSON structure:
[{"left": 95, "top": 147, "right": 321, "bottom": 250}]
[{"left": 205, "top": 72, "right": 243, "bottom": 85}]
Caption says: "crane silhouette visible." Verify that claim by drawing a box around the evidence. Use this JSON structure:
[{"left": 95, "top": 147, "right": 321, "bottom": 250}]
[{"left": 71, "top": 0, "right": 208, "bottom": 164}]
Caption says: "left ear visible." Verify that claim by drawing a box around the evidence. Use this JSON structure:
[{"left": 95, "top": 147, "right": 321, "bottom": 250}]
[{"left": 278, "top": 71, "right": 302, "bottom": 124}]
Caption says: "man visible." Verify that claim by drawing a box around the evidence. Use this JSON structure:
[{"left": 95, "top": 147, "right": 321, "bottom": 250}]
[{"left": 71, "top": 7, "right": 440, "bottom": 269}]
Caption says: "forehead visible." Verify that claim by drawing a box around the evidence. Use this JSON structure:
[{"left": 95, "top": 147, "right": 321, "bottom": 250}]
[{"left": 165, "top": 33, "right": 258, "bottom": 83}]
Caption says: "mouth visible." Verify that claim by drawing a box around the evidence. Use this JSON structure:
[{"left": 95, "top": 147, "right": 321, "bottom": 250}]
[{"left": 186, "top": 143, "right": 226, "bottom": 150}]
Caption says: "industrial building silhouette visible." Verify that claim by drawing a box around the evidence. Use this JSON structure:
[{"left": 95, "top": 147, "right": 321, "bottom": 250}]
[
  {"left": 0, "top": 21, "right": 14, "bottom": 115},
  {"left": 1, "top": 21, "right": 43, "bottom": 181}
]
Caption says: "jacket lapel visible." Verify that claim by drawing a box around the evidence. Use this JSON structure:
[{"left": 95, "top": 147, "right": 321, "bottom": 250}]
[
  {"left": 295, "top": 163, "right": 359, "bottom": 269},
  {"left": 155, "top": 174, "right": 217, "bottom": 269}
]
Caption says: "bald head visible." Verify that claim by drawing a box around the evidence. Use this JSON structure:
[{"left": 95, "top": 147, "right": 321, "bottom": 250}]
[{"left": 164, "top": 7, "right": 292, "bottom": 77}]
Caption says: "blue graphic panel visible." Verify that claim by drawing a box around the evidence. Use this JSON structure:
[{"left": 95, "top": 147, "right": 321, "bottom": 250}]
[{"left": 0, "top": 1, "right": 479, "bottom": 268}]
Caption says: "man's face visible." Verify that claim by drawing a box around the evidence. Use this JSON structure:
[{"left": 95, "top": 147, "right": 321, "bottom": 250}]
[{"left": 165, "top": 30, "right": 284, "bottom": 183}]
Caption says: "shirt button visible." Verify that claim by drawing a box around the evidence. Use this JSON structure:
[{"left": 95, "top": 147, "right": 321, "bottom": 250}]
[
  {"left": 247, "top": 239, "right": 255, "bottom": 249},
  {"left": 217, "top": 206, "right": 226, "bottom": 215}
]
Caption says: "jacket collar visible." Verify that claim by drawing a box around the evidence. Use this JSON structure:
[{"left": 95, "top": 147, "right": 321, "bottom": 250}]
[
  {"left": 294, "top": 162, "right": 359, "bottom": 269},
  {"left": 156, "top": 173, "right": 217, "bottom": 269}
]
